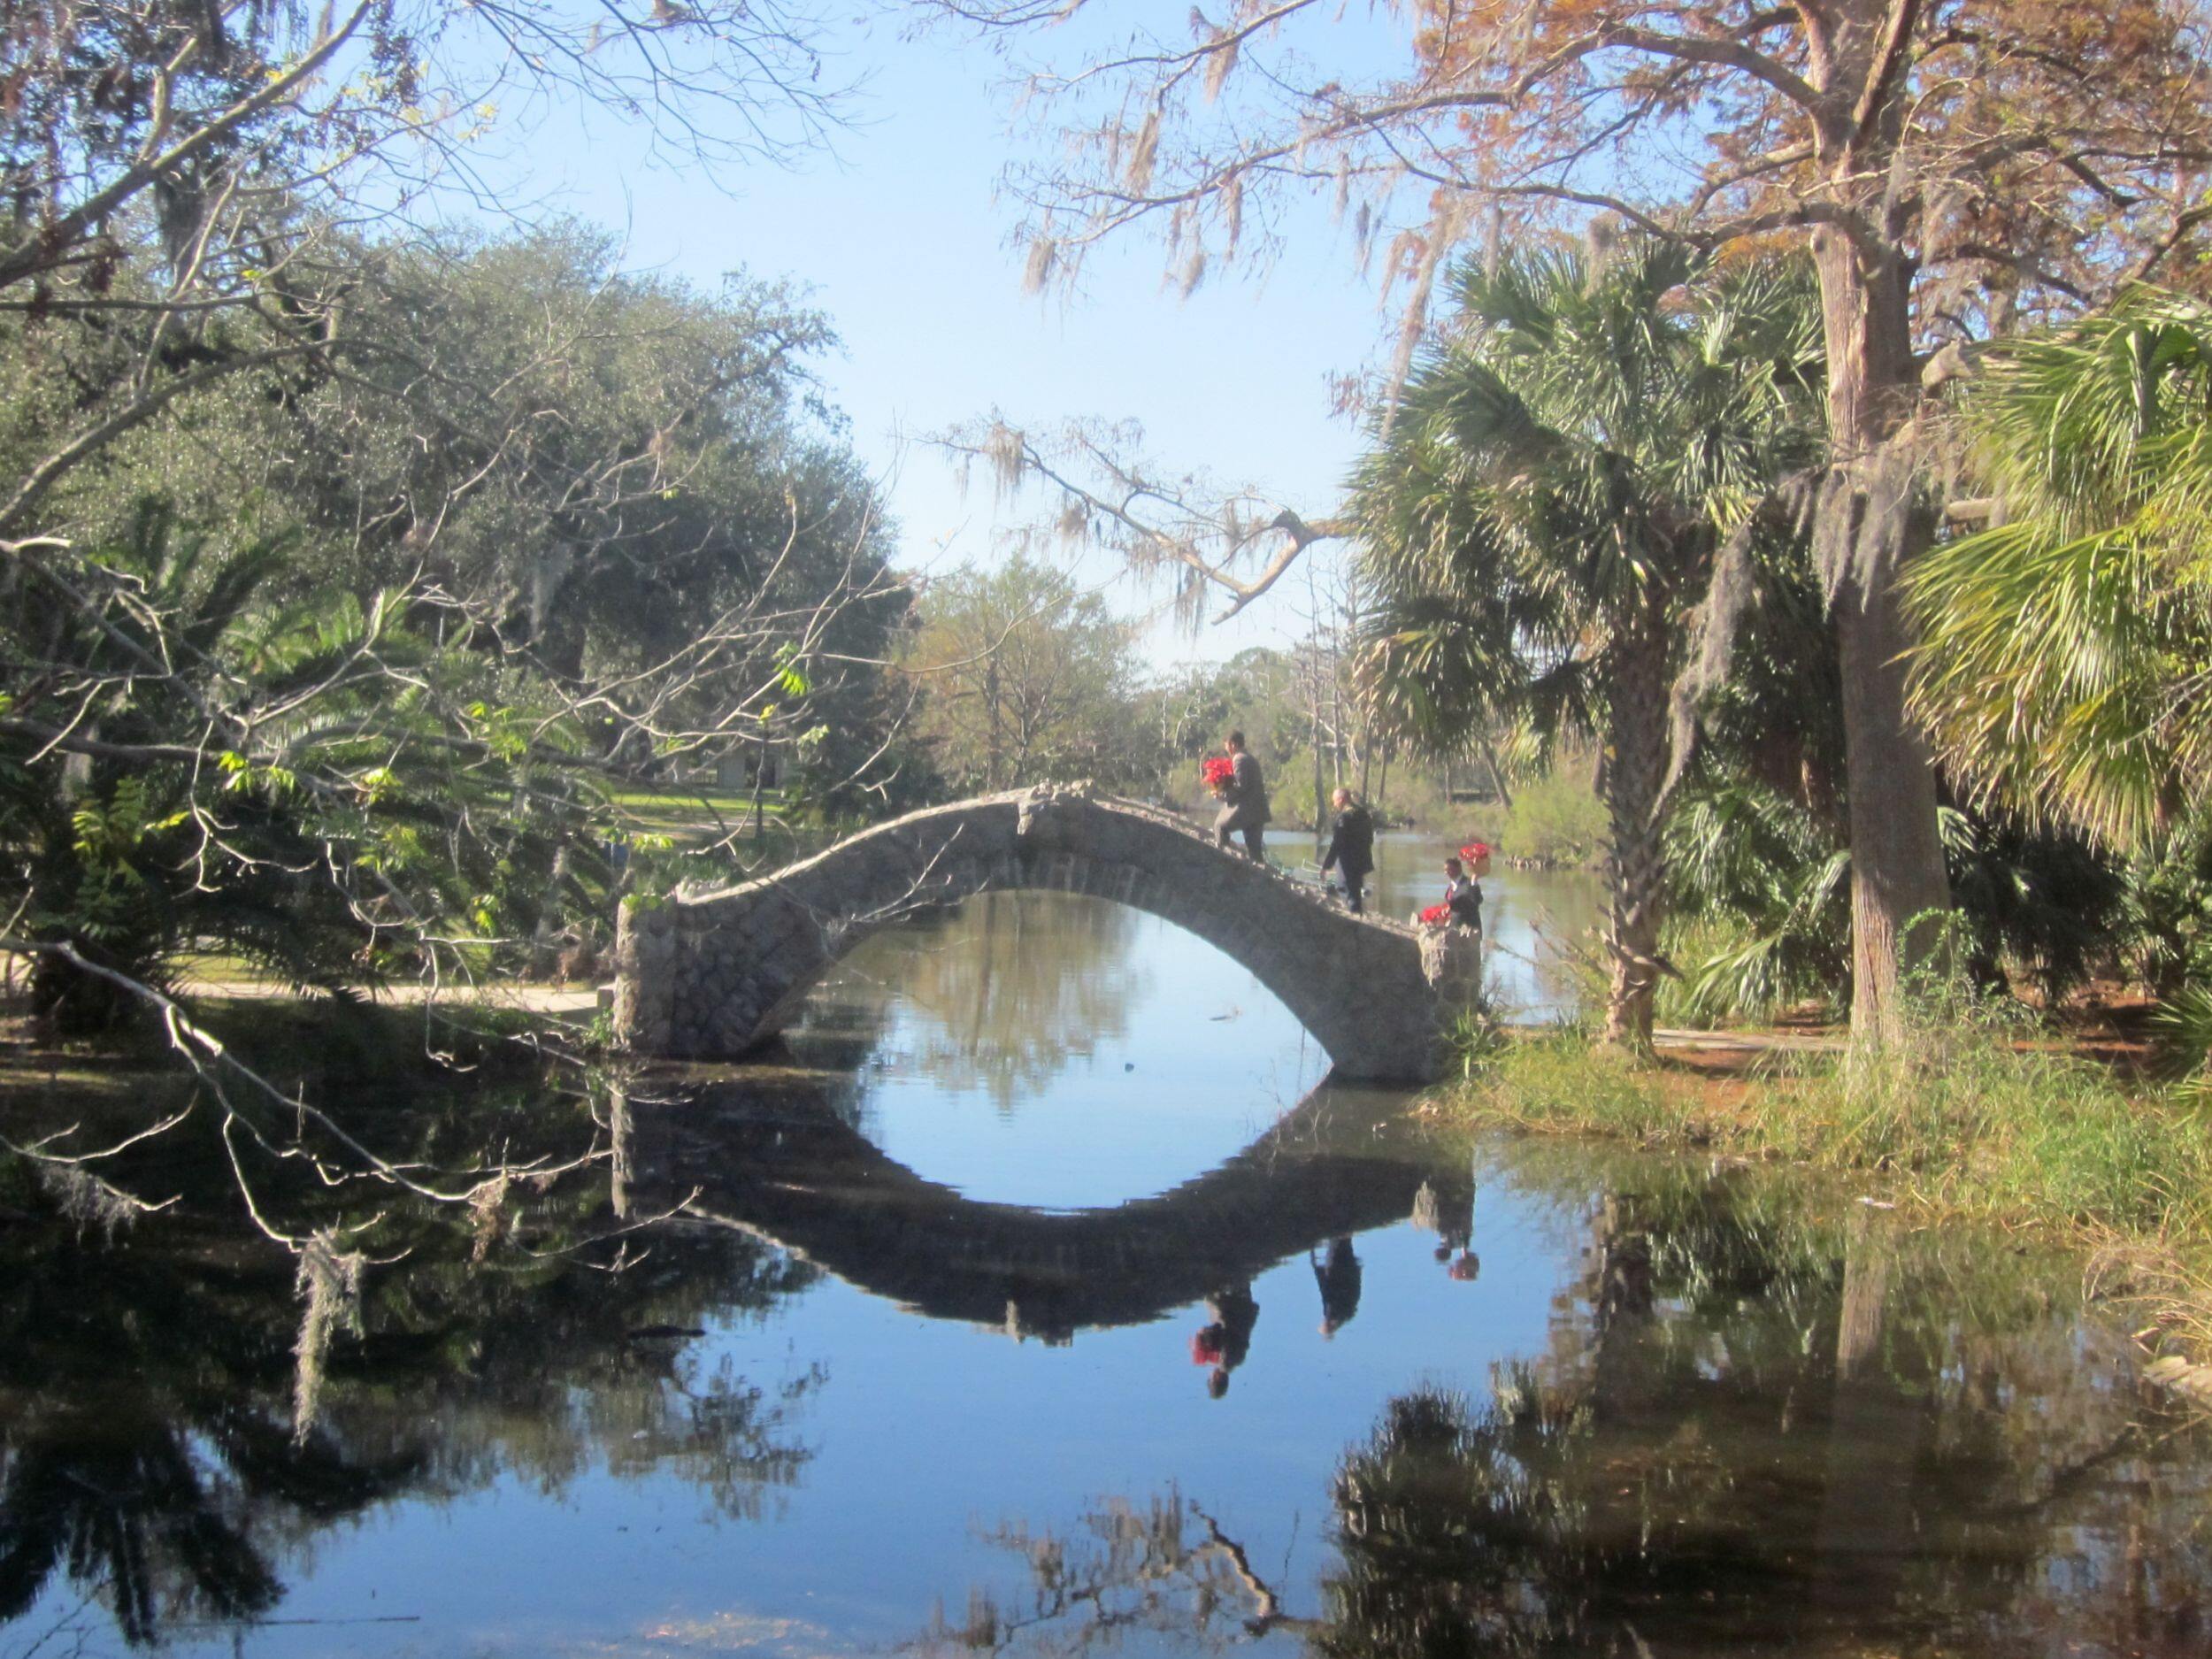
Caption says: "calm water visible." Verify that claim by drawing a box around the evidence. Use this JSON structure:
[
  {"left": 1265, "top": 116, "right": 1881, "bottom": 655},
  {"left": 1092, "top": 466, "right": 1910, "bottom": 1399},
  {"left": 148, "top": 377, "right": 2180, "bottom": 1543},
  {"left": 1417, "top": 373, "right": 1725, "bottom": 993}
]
[{"left": 5, "top": 884, "right": 2211, "bottom": 1658}]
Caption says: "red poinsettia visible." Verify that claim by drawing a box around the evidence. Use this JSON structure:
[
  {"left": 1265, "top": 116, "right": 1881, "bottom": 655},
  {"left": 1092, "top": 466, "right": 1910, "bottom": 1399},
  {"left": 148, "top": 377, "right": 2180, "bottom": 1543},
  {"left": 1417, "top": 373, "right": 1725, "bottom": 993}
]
[
  {"left": 1419, "top": 902, "right": 1451, "bottom": 925},
  {"left": 1202, "top": 756, "right": 1236, "bottom": 792},
  {"left": 1459, "top": 841, "right": 1491, "bottom": 864}
]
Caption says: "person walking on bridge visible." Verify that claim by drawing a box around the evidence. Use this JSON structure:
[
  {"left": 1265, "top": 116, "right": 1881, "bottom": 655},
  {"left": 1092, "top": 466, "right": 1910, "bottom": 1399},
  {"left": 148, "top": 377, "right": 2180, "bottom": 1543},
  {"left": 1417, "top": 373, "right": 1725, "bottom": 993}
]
[
  {"left": 1318, "top": 787, "right": 1374, "bottom": 915},
  {"left": 1212, "top": 731, "right": 1270, "bottom": 864}
]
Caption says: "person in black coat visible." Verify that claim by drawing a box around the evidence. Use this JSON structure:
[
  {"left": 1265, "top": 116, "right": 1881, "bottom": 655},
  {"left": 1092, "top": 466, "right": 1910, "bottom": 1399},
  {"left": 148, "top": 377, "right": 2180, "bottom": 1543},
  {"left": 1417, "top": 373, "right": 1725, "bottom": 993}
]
[
  {"left": 1311, "top": 1236, "right": 1363, "bottom": 1338},
  {"left": 1441, "top": 855, "right": 1484, "bottom": 929},
  {"left": 1319, "top": 787, "right": 1375, "bottom": 914},
  {"left": 1212, "top": 730, "right": 1270, "bottom": 863}
]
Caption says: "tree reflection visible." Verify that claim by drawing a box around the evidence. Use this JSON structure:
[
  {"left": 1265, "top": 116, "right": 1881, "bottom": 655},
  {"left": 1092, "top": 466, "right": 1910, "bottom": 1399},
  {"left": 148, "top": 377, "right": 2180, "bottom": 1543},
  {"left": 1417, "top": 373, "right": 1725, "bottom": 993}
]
[
  {"left": 0, "top": 1083, "right": 830, "bottom": 1648},
  {"left": 910, "top": 1167, "right": 2212, "bottom": 1659},
  {"left": 910, "top": 1490, "right": 1302, "bottom": 1658},
  {"left": 0, "top": 1401, "right": 411, "bottom": 1647},
  {"left": 804, "top": 892, "right": 1148, "bottom": 1107},
  {"left": 1317, "top": 1171, "right": 2212, "bottom": 1657}
]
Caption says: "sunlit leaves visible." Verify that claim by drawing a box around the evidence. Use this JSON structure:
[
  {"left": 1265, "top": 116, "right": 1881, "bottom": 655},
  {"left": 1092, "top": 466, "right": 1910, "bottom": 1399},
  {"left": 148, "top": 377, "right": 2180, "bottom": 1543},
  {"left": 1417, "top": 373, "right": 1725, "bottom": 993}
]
[
  {"left": 1353, "top": 241, "right": 1822, "bottom": 752},
  {"left": 1908, "top": 292, "right": 2212, "bottom": 849}
]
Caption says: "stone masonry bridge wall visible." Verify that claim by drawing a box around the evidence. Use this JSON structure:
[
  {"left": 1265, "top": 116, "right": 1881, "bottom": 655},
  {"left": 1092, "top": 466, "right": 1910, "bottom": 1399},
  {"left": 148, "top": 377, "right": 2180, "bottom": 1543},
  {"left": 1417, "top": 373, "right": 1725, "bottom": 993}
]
[{"left": 613, "top": 785, "right": 1477, "bottom": 1084}]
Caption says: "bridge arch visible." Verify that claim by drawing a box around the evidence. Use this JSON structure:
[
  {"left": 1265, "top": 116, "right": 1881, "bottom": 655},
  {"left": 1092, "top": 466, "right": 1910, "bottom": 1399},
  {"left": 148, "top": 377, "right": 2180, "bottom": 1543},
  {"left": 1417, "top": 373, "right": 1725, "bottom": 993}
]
[
  {"left": 628, "top": 1079, "right": 1470, "bottom": 1343},
  {"left": 614, "top": 786, "right": 1475, "bottom": 1083}
]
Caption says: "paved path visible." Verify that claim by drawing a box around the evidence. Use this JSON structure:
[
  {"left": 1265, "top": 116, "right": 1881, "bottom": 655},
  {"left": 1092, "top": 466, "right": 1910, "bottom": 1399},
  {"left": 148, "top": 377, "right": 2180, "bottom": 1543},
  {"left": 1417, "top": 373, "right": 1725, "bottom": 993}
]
[{"left": 168, "top": 973, "right": 609, "bottom": 1017}]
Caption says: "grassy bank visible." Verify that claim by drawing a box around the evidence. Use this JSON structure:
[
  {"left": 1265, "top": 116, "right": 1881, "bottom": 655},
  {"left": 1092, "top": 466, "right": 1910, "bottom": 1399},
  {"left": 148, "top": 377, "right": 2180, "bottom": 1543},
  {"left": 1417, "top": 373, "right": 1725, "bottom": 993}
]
[{"left": 1436, "top": 1016, "right": 2212, "bottom": 1375}]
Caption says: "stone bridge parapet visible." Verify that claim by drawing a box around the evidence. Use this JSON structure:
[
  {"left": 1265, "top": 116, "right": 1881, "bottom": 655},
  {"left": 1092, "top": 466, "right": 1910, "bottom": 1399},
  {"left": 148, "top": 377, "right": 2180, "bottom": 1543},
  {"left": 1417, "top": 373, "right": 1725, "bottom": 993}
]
[{"left": 614, "top": 784, "right": 1479, "bottom": 1083}]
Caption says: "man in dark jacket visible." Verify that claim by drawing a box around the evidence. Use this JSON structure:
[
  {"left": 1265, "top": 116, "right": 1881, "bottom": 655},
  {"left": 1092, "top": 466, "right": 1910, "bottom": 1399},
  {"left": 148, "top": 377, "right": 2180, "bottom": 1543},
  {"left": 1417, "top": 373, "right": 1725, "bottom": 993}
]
[
  {"left": 1213, "top": 730, "right": 1270, "bottom": 863},
  {"left": 1319, "top": 787, "right": 1375, "bottom": 913},
  {"left": 1442, "top": 855, "right": 1484, "bottom": 929}
]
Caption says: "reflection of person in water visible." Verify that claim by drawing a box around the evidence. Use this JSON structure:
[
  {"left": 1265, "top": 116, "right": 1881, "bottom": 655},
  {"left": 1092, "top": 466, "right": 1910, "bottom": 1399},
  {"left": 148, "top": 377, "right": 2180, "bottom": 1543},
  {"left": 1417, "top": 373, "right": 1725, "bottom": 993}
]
[
  {"left": 1311, "top": 1237, "right": 1363, "bottom": 1338},
  {"left": 1191, "top": 1283, "right": 1259, "bottom": 1398},
  {"left": 1412, "top": 1176, "right": 1480, "bottom": 1280}
]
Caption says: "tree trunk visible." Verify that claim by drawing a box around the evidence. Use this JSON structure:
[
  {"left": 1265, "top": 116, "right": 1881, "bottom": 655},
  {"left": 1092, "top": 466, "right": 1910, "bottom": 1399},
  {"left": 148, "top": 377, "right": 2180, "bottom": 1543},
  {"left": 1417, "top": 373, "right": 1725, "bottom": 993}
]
[
  {"left": 1601, "top": 602, "right": 1671, "bottom": 1053},
  {"left": 1310, "top": 667, "right": 1325, "bottom": 833},
  {"left": 749, "top": 726, "right": 769, "bottom": 841},
  {"left": 1811, "top": 226, "right": 1953, "bottom": 1042},
  {"left": 1836, "top": 571, "right": 1950, "bottom": 1032},
  {"left": 1479, "top": 735, "right": 1514, "bottom": 812}
]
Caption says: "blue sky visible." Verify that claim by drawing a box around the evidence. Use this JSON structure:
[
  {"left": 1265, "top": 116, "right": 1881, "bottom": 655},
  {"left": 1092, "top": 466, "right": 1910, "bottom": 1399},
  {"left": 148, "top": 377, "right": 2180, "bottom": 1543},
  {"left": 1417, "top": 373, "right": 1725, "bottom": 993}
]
[{"left": 476, "top": 7, "right": 1418, "bottom": 668}]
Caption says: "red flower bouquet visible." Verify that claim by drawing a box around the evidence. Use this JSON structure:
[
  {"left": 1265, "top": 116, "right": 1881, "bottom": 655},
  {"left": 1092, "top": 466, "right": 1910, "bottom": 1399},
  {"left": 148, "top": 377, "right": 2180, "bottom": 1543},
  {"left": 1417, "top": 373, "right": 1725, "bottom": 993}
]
[
  {"left": 1418, "top": 902, "right": 1451, "bottom": 926},
  {"left": 1202, "top": 756, "right": 1236, "bottom": 795},
  {"left": 1459, "top": 841, "right": 1490, "bottom": 864}
]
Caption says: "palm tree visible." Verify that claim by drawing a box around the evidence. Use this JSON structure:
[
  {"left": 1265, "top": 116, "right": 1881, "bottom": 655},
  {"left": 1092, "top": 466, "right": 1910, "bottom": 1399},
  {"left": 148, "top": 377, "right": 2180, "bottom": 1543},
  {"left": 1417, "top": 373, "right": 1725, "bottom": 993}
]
[
  {"left": 0, "top": 503, "right": 612, "bottom": 1028},
  {"left": 1354, "top": 242, "right": 1824, "bottom": 1048},
  {"left": 1906, "top": 293, "right": 2212, "bottom": 850}
]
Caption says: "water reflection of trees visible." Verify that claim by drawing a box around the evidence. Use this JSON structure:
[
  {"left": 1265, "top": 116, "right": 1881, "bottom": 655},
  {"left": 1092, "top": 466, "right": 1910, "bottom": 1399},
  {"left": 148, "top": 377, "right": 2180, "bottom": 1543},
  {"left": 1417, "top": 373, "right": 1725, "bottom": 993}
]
[
  {"left": 0, "top": 1397, "right": 412, "bottom": 1647},
  {"left": 909, "top": 1491, "right": 1297, "bottom": 1659},
  {"left": 1322, "top": 1168, "right": 2212, "bottom": 1658},
  {"left": 912, "top": 1165, "right": 2212, "bottom": 1659},
  {"left": 0, "top": 1088, "right": 826, "bottom": 1650},
  {"left": 804, "top": 893, "right": 1150, "bottom": 1109}
]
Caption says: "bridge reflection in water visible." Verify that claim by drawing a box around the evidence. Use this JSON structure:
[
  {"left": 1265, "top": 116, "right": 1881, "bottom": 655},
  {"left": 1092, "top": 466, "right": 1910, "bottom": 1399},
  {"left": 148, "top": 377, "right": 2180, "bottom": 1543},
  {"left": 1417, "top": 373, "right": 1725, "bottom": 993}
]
[{"left": 627, "top": 1073, "right": 1470, "bottom": 1347}]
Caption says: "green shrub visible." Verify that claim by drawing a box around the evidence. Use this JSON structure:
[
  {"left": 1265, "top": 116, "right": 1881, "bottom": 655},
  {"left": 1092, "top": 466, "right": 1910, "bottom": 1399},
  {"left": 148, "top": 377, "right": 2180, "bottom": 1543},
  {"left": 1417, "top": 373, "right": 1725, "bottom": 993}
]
[{"left": 1498, "top": 768, "right": 1607, "bottom": 866}]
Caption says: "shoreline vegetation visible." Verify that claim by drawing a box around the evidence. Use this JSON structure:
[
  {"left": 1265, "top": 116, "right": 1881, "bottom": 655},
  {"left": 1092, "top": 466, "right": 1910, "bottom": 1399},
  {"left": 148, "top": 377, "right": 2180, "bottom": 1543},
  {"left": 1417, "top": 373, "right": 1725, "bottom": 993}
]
[{"left": 1430, "top": 1003, "right": 2212, "bottom": 1403}]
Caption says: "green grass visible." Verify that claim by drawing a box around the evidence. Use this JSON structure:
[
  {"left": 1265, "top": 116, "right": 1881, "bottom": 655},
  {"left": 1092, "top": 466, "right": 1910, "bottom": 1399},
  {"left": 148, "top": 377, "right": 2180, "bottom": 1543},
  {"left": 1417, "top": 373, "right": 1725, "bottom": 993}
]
[
  {"left": 1438, "top": 1015, "right": 2212, "bottom": 1356},
  {"left": 607, "top": 784, "right": 782, "bottom": 839},
  {"left": 606, "top": 786, "right": 762, "bottom": 812}
]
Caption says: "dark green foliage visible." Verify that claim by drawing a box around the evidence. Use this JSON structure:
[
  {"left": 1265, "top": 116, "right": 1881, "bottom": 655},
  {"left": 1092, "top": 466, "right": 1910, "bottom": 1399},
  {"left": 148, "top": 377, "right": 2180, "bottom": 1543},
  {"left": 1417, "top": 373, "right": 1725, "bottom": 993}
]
[
  {"left": 1945, "top": 812, "right": 2132, "bottom": 1004},
  {"left": 1662, "top": 775, "right": 2137, "bottom": 1020},
  {"left": 1355, "top": 242, "right": 1825, "bottom": 761},
  {"left": 2, "top": 224, "right": 915, "bottom": 1022},
  {"left": 1908, "top": 292, "right": 2212, "bottom": 849},
  {"left": 1660, "top": 777, "right": 1851, "bottom": 1021},
  {"left": 1352, "top": 237, "right": 1826, "bottom": 1041},
  {"left": 1, "top": 503, "right": 609, "bottom": 1027},
  {"left": 2123, "top": 813, "right": 2212, "bottom": 999}
]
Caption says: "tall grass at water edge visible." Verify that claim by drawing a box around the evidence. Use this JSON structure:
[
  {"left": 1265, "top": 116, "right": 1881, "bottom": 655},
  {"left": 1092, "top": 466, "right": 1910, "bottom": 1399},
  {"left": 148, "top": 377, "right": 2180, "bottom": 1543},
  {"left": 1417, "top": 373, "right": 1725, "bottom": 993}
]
[{"left": 1436, "top": 981, "right": 2212, "bottom": 1358}]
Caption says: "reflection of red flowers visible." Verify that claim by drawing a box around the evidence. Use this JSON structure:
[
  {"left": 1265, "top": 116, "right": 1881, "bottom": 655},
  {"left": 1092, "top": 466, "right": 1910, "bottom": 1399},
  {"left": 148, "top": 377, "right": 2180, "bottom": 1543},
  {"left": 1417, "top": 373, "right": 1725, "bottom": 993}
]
[
  {"left": 1418, "top": 902, "right": 1450, "bottom": 925},
  {"left": 1191, "top": 1327, "right": 1226, "bottom": 1364},
  {"left": 1448, "top": 1252, "right": 1481, "bottom": 1282},
  {"left": 1202, "top": 757, "right": 1236, "bottom": 790}
]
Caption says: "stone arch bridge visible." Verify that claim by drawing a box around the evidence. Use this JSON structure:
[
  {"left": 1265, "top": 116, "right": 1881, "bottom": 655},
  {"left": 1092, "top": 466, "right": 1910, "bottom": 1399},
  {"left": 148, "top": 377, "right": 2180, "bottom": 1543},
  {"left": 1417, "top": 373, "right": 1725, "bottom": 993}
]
[{"left": 613, "top": 785, "right": 1477, "bottom": 1084}]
